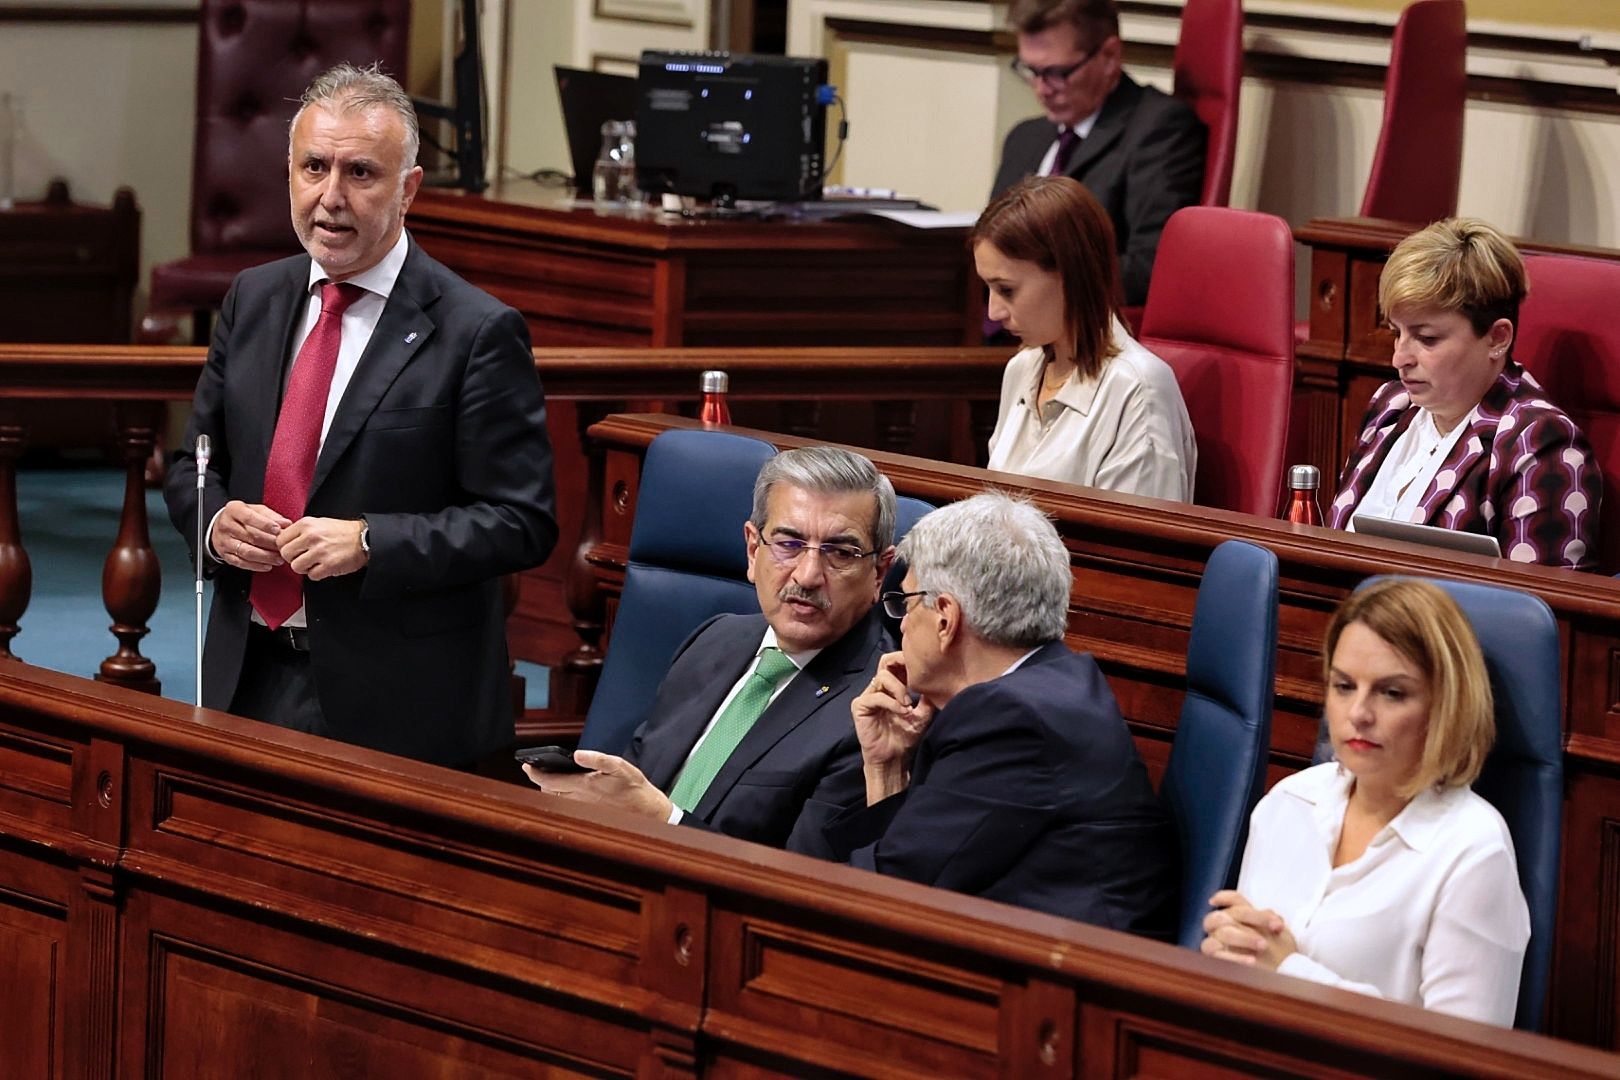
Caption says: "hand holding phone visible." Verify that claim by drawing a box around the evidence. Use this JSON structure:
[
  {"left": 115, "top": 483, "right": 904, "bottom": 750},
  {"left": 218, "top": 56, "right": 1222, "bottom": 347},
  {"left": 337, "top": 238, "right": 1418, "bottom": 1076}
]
[{"left": 513, "top": 745, "right": 589, "bottom": 773}]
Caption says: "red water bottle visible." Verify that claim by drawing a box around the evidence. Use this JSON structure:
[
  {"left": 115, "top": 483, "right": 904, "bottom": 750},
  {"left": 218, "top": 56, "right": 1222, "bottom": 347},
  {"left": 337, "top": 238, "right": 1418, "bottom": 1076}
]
[
  {"left": 1285, "top": 464, "right": 1324, "bottom": 526},
  {"left": 700, "top": 369, "right": 731, "bottom": 427}
]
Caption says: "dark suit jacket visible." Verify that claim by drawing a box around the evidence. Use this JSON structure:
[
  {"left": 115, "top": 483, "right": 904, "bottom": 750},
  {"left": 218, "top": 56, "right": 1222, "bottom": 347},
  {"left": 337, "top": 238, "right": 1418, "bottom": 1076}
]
[
  {"left": 164, "top": 237, "right": 558, "bottom": 766},
  {"left": 623, "top": 611, "right": 888, "bottom": 848},
  {"left": 791, "top": 641, "right": 1177, "bottom": 937},
  {"left": 992, "top": 75, "right": 1205, "bottom": 306}
]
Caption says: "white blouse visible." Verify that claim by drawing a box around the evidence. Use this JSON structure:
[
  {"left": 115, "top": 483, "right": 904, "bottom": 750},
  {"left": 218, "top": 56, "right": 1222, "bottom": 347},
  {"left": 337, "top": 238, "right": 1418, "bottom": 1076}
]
[
  {"left": 985, "top": 320, "right": 1196, "bottom": 502},
  {"left": 1350, "top": 406, "right": 1474, "bottom": 527},
  {"left": 1236, "top": 763, "right": 1530, "bottom": 1027}
]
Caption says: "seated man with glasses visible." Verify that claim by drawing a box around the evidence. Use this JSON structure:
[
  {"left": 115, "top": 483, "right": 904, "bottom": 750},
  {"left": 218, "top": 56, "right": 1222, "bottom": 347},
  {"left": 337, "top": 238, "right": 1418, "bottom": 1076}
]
[
  {"left": 992, "top": 0, "right": 1205, "bottom": 306},
  {"left": 787, "top": 491, "right": 1177, "bottom": 936},
  {"left": 525, "top": 446, "right": 895, "bottom": 848}
]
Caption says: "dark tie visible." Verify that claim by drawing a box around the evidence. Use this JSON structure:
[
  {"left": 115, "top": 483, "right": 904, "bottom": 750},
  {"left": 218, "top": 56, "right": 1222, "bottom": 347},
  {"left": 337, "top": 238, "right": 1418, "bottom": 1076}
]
[
  {"left": 669, "top": 648, "right": 799, "bottom": 812},
  {"left": 1047, "top": 128, "right": 1082, "bottom": 176},
  {"left": 250, "top": 281, "right": 366, "bottom": 629}
]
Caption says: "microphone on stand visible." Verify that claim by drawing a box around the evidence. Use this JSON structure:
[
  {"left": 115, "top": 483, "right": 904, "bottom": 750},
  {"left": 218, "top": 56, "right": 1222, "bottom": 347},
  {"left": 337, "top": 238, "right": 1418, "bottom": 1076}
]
[{"left": 194, "top": 435, "right": 211, "bottom": 707}]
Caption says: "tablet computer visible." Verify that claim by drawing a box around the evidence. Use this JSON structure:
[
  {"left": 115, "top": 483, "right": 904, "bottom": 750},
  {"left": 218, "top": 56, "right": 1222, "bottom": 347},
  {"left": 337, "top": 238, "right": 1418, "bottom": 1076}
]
[{"left": 1351, "top": 514, "right": 1502, "bottom": 558}]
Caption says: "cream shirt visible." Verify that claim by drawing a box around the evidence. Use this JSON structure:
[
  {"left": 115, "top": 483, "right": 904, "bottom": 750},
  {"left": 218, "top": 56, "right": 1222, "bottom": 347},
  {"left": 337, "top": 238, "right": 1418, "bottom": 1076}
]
[
  {"left": 1236, "top": 762, "right": 1530, "bottom": 1027},
  {"left": 986, "top": 320, "right": 1196, "bottom": 501},
  {"left": 1350, "top": 405, "right": 1475, "bottom": 527}
]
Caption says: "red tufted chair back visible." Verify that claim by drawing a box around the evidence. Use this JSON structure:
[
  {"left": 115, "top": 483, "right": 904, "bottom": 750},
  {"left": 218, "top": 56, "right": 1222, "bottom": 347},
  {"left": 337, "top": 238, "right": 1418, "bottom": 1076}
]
[
  {"left": 149, "top": 0, "right": 410, "bottom": 318},
  {"left": 1515, "top": 253, "right": 1620, "bottom": 573},
  {"left": 1139, "top": 207, "right": 1295, "bottom": 518},
  {"left": 1360, "top": 0, "right": 1467, "bottom": 224},
  {"left": 1172, "top": 0, "right": 1243, "bottom": 208}
]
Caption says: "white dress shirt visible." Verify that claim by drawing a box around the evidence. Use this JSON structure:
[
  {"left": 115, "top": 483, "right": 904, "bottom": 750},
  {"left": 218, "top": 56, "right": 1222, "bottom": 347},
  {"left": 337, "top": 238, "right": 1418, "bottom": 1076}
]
[
  {"left": 1350, "top": 405, "right": 1475, "bottom": 527},
  {"left": 210, "top": 230, "right": 410, "bottom": 628},
  {"left": 665, "top": 626, "right": 821, "bottom": 824},
  {"left": 1236, "top": 762, "right": 1530, "bottom": 1027},
  {"left": 986, "top": 319, "right": 1196, "bottom": 501}
]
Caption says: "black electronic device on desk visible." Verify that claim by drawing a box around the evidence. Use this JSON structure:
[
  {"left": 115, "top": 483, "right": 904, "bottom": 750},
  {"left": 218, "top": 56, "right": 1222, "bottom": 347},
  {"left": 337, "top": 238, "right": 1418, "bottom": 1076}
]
[{"left": 636, "top": 50, "right": 832, "bottom": 207}]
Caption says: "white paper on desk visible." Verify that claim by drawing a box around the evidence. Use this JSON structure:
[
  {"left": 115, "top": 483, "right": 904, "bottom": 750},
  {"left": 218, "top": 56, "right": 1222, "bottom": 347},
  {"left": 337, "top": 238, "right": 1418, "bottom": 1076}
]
[{"left": 866, "top": 209, "right": 981, "bottom": 229}]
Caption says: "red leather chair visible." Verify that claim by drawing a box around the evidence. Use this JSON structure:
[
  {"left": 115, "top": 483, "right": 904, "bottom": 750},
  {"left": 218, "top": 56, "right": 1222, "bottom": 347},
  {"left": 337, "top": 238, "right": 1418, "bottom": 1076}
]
[
  {"left": 1360, "top": 0, "right": 1467, "bottom": 223},
  {"left": 1172, "top": 0, "right": 1243, "bottom": 209},
  {"left": 1514, "top": 253, "right": 1620, "bottom": 573},
  {"left": 147, "top": 0, "right": 410, "bottom": 340},
  {"left": 1140, "top": 207, "right": 1295, "bottom": 518}
]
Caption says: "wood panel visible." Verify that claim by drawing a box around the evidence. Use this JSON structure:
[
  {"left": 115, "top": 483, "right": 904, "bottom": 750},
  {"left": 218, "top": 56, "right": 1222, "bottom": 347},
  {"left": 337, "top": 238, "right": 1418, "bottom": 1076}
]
[{"left": 0, "top": 650, "right": 1615, "bottom": 1075}]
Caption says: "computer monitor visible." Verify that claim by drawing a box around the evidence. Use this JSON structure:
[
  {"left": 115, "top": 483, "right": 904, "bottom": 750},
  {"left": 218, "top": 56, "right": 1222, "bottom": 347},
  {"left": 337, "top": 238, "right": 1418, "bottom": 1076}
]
[
  {"left": 555, "top": 66, "right": 640, "bottom": 198},
  {"left": 635, "top": 51, "right": 829, "bottom": 205}
]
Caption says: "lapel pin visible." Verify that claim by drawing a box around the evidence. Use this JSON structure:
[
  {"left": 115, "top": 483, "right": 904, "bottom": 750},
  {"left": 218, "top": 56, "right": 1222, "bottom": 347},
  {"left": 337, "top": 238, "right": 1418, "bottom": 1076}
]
[
  {"left": 404, "top": 331, "right": 419, "bottom": 344},
  {"left": 815, "top": 685, "right": 831, "bottom": 697}
]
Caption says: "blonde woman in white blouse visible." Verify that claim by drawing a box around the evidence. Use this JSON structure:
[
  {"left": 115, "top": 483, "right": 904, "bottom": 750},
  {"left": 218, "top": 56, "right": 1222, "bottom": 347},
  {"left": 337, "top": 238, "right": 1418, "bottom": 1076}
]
[
  {"left": 972, "top": 176, "right": 1195, "bottom": 501},
  {"left": 1201, "top": 579, "right": 1529, "bottom": 1027}
]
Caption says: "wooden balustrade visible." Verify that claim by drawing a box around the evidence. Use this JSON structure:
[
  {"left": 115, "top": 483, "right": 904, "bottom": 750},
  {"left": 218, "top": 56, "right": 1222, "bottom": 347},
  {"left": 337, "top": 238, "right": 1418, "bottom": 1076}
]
[
  {"left": 579, "top": 411, "right": 1620, "bottom": 1051},
  {"left": 1, "top": 656, "right": 1615, "bottom": 1076},
  {"left": 0, "top": 343, "right": 1007, "bottom": 697}
]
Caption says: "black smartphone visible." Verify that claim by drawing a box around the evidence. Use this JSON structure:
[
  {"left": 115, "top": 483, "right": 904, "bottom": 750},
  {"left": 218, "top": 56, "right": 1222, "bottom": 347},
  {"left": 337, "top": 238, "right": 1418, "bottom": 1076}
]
[{"left": 513, "top": 745, "right": 589, "bottom": 773}]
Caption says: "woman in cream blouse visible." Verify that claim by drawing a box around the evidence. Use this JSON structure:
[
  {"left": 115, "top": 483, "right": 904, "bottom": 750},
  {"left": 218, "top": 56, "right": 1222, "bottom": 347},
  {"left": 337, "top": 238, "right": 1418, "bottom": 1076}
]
[
  {"left": 1201, "top": 579, "right": 1529, "bottom": 1027},
  {"left": 973, "top": 176, "right": 1195, "bottom": 501}
]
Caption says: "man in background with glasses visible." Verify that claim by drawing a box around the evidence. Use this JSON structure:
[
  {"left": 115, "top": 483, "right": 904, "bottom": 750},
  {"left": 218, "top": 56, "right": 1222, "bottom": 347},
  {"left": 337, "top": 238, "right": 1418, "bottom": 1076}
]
[
  {"left": 786, "top": 492, "right": 1176, "bottom": 937},
  {"left": 525, "top": 447, "right": 894, "bottom": 849},
  {"left": 991, "top": 0, "right": 1205, "bottom": 306}
]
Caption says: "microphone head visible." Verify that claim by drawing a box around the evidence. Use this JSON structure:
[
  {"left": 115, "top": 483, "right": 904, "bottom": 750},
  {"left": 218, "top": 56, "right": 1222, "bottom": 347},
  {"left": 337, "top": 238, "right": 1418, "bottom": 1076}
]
[{"left": 196, "top": 434, "right": 212, "bottom": 468}]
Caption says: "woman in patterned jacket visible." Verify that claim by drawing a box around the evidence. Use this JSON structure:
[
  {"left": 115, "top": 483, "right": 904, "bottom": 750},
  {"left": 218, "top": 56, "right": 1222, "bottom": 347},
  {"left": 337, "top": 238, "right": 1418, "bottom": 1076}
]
[{"left": 1327, "top": 217, "right": 1602, "bottom": 571}]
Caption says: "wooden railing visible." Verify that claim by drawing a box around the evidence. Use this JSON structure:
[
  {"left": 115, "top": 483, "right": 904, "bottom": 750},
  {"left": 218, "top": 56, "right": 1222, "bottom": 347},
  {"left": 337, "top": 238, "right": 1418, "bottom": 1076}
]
[
  {"left": 0, "top": 653, "right": 1614, "bottom": 1076},
  {"left": 0, "top": 343, "right": 1008, "bottom": 697},
  {"left": 581, "top": 412, "right": 1620, "bottom": 1051}
]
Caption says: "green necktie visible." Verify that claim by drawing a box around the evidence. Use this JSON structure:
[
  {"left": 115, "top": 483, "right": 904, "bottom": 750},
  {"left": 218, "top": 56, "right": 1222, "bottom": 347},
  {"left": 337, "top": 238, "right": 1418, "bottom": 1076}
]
[{"left": 669, "top": 647, "right": 799, "bottom": 812}]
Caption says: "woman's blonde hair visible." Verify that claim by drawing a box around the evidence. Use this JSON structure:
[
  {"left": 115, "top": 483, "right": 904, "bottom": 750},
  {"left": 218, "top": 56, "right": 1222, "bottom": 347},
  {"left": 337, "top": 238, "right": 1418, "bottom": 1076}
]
[
  {"left": 970, "top": 175, "right": 1122, "bottom": 380},
  {"left": 1323, "top": 578, "right": 1495, "bottom": 795},
  {"left": 1378, "top": 218, "right": 1528, "bottom": 345}
]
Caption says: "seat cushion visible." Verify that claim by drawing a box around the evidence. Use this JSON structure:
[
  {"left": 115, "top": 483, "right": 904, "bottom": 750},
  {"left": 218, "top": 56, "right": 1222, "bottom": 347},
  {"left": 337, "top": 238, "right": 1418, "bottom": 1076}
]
[{"left": 149, "top": 249, "right": 298, "bottom": 312}]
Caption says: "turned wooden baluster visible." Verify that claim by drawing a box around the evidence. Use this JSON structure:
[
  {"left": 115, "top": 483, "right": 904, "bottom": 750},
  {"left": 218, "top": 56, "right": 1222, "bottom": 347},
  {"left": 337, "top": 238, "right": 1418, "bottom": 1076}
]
[
  {"left": 550, "top": 402, "right": 613, "bottom": 719},
  {"left": 873, "top": 401, "right": 919, "bottom": 456},
  {"left": 0, "top": 406, "right": 31, "bottom": 661},
  {"left": 96, "top": 402, "right": 163, "bottom": 694}
]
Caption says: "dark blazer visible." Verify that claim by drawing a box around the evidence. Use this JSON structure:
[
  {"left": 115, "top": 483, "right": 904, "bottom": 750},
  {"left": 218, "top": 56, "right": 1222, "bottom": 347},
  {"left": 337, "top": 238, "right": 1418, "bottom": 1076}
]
[
  {"left": 165, "top": 237, "right": 558, "bottom": 766},
  {"left": 791, "top": 641, "right": 1177, "bottom": 937},
  {"left": 1326, "top": 362, "right": 1603, "bottom": 572},
  {"left": 624, "top": 610, "right": 888, "bottom": 847},
  {"left": 992, "top": 75, "right": 1205, "bottom": 306}
]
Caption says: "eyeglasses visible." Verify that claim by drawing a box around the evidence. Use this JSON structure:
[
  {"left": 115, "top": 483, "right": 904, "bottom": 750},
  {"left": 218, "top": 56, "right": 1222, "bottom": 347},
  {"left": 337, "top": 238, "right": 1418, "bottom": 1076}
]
[
  {"left": 881, "top": 590, "right": 932, "bottom": 620},
  {"left": 761, "top": 537, "right": 877, "bottom": 572},
  {"left": 1010, "top": 41, "right": 1106, "bottom": 87}
]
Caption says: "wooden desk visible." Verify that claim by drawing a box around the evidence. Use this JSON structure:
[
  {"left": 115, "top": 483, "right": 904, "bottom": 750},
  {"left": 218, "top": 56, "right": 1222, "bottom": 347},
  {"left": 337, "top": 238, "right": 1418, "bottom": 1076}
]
[
  {"left": 407, "top": 181, "right": 980, "bottom": 349},
  {"left": 0, "top": 659, "right": 1614, "bottom": 1077},
  {"left": 581, "top": 412, "right": 1620, "bottom": 1049},
  {"left": 407, "top": 183, "right": 983, "bottom": 667}
]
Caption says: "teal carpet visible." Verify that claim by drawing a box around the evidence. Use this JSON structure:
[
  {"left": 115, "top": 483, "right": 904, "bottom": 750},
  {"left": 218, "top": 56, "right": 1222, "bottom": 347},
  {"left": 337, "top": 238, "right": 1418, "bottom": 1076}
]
[{"left": 14, "top": 466, "right": 547, "bottom": 708}]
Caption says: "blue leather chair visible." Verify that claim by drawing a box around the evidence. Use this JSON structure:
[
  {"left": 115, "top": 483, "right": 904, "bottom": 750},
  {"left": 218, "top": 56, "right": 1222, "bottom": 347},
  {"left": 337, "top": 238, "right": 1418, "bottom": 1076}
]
[
  {"left": 577, "top": 430, "right": 777, "bottom": 755},
  {"left": 1332, "top": 577, "right": 1563, "bottom": 1031},
  {"left": 1161, "top": 539, "right": 1278, "bottom": 949},
  {"left": 878, "top": 495, "right": 936, "bottom": 641}
]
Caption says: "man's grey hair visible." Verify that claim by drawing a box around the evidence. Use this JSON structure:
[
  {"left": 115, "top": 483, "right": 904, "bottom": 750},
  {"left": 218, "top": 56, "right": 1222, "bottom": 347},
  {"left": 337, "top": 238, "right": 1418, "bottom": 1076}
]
[
  {"left": 291, "top": 62, "right": 420, "bottom": 171},
  {"left": 750, "top": 446, "right": 897, "bottom": 552},
  {"left": 898, "top": 491, "right": 1070, "bottom": 647}
]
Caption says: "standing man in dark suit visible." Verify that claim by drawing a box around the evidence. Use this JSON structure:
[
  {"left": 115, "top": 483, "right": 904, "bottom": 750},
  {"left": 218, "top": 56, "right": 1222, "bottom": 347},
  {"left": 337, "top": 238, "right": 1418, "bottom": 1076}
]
[
  {"left": 789, "top": 491, "right": 1176, "bottom": 937},
  {"left": 991, "top": 0, "right": 1205, "bottom": 306},
  {"left": 525, "top": 447, "right": 894, "bottom": 848},
  {"left": 166, "top": 64, "right": 557, "bottom": 767}
]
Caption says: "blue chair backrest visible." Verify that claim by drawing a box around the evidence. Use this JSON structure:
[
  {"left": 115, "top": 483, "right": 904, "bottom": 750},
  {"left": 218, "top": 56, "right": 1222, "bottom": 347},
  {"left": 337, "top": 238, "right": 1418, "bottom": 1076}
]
[
  {"left": 1342, "top": 576, "right": 1563, "bottom": 1031},
  {"left": 878, "top": 495, "right": 936, "bottom": 640},
  {"left": 1162, "top": 539, "right": 1278, "bottom": 949},
  {"left": 577, "top": 429, "right": 778, "bottom": 754}
]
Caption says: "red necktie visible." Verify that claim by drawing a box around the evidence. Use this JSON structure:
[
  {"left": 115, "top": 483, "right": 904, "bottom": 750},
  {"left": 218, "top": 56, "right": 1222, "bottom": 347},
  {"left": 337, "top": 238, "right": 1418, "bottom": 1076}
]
[
  {"left": 1047, "top": 128, "right": 1081, "bottom": 176},
  {"left": 250, "top": 281, "right": 365, "bottom": 629}
]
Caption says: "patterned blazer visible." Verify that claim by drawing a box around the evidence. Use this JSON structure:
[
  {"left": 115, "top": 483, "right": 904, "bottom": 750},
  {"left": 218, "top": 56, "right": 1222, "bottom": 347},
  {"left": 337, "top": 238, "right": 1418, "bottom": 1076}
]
[{"left": 1327, "top": 362, "right": 1602, "bottom": 571}]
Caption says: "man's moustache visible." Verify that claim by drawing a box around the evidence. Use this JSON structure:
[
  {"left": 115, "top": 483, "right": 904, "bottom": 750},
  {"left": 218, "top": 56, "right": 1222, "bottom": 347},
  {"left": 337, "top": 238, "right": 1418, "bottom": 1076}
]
[{"left": 778, "top": 584, "right": 831, "bottom": 611}]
